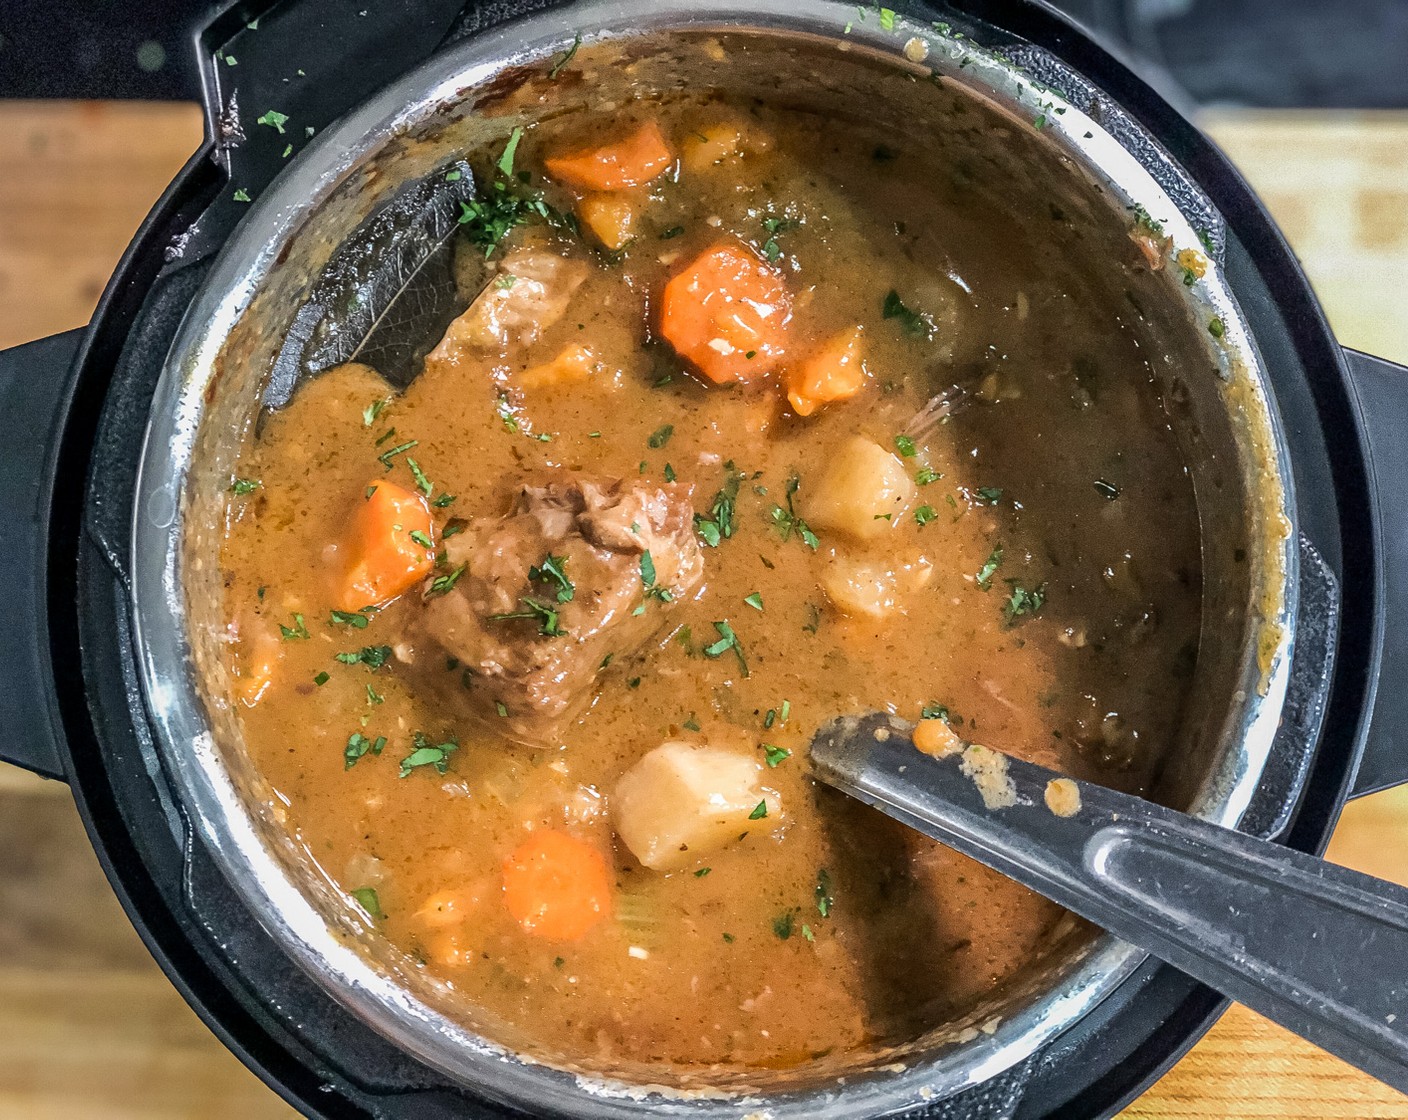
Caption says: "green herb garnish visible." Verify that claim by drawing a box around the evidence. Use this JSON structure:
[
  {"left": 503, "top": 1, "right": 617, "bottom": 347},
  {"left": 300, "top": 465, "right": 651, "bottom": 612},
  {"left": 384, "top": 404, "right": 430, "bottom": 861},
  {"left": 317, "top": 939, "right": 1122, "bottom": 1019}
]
[
  {"left": 344, "top": 732, "right": 386, "bottom": 769},
  {"left": 772, "top": 910, "right": 794, "bottom": 939},
  {"left": 894, "top": 434, "right": 917, "bottom": 458},
  {"left": 882, "top": 289, "right": 934, "bottom": 339},
  {"left": 976, "top": 546, "right": 1004, "bottom": 590},
  {"left": 489, "top": 596, "right": 566, "bottom": 637},
  {"left": 496, "top": 127, "right": 524, "bottom": 177},
  {"left": 330, "top": 609, "right": 371, "bottom": 629},
  {"left": 230, "top": 477, "right": 261, "bottom": 496},
  {"left": 695, "top": 463, "right": 742, "bottom": 546},
  {"left": 335, "top": 645, "right": 393, "bottom": 670},
  {"left": 256, "top": 109, "right": 289, "bottom": 134},
  {"left": 647, "top": 424, "right": 674, "bottom": 449},
  {"left": 763, "top": 744, "right": 790, "bottom": 767},
  {"left": 703, "top": 619, "right": 748, "bottom": 676},
  {"left": 744, "top": 592, "right": 764, "bottom": 611},
  {"left": 426, "top": 563, "right": 467, "bottom": 598},
  {"left": 529, "top": 554, "right": 574, "bottom": 602},
  {"left": 351, "top": 887, "right": 385, "bottom": 919},
  {"left": 1003, "top": 581, "right": 1046, "bottom": 623},
  {"left": 399, "top": 731, "right": 458, "bottom": 778},
  {"left": 915, "top": 504, "right": 937, "bottom": 526},
  {"left": 815, "top": 868, "right": 834, "bottom": 917},
  {"left": 279, "top": 613, "right": 309, "bottom": 640},
  {"left": 548, "top": 32, "right": 581, "bottom": 79}
]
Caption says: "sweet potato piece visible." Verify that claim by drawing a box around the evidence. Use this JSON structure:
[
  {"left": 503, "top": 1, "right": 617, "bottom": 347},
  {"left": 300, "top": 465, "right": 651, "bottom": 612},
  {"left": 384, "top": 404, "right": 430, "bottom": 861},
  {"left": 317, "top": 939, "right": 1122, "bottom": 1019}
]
[
  {"left": 577, "top": 192, "right": 639, "bottom": 250},
  {"left": 545, "top": 121, "right": 673, "bottom": 191},
  {"left": 787, "top": 326, "right": 867, "bottom": 416}
]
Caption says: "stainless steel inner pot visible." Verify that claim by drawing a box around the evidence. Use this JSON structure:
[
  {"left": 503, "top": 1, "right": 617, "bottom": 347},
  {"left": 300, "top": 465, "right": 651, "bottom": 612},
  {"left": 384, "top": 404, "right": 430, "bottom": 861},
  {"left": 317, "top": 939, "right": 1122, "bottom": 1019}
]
[{"left": 129, "top": 1, "right": 1297, "bottom": 1114}]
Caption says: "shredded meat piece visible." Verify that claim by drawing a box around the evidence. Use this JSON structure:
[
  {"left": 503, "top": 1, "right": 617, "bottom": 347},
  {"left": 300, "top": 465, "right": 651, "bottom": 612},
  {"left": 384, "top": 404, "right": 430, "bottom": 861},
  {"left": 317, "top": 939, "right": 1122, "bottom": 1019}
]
[
  {"left": 417, "top": 473, "right": 703, "bottom": 742},
  {"left": 429, "top": 246, "right": 589, "bottom": 358}
]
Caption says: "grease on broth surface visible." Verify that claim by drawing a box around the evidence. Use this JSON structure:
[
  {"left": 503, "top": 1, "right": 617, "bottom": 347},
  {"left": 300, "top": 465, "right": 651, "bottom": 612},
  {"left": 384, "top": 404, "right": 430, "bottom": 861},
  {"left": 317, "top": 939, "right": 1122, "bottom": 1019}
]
[{"left": 219, "top": 82, "right": 1202, "bottom": 1074}]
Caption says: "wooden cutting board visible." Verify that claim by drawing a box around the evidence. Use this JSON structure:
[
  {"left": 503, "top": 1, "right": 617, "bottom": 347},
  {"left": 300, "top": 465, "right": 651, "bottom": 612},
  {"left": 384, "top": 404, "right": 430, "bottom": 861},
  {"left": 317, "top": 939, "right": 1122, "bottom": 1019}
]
[{"left": 1, "top": 100, "right": 1405, "bottom": 1120}]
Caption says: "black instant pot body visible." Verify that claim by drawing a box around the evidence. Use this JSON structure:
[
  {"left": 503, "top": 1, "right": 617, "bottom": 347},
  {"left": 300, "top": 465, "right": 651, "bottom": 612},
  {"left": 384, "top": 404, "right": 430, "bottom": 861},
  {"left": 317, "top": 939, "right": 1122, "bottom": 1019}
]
[{"left": 3, "top": 1, "right": 1408, "bottom": 1117}]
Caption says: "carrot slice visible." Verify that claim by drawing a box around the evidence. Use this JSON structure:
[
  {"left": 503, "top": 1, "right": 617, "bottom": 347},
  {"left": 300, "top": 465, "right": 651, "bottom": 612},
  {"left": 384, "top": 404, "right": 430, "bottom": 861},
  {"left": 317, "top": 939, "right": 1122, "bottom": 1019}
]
[
  {"left": 544, "top": 121, "right": 673, "bottom": 191},
  {"left": 787, "top": 326, "right": 868, "bottom": 416},
  {"left": 659, "top": 242, "right": 792, "bottom": 384},
  {"left": 338, "top": 480, "right": 436, "bottom": 611},
  {"left": 502, "top": 830, "right": 612, "bottom": 941}
]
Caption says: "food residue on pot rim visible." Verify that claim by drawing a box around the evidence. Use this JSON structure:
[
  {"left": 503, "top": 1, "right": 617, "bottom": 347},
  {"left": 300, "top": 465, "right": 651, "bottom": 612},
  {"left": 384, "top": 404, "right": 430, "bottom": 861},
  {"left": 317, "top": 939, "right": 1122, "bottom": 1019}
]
[{"left": 1044, "top": 777, "right": 1082, "bottom": 818}]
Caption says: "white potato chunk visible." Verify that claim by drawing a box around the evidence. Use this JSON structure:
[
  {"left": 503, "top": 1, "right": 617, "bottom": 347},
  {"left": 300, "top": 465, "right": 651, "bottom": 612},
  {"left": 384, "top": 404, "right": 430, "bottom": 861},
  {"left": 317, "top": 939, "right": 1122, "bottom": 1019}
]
[
  {"left": 821, "top": 554, "right": 898, "bottom": 618},
  {"left": 821, "top": 552, "right": 934, "bottom": 618},
  {"left": 612, "top": 742, "right": 779, "bottom": 871},
  {"left": 802, "top": 436, "right": 917, "bottom": 541}
]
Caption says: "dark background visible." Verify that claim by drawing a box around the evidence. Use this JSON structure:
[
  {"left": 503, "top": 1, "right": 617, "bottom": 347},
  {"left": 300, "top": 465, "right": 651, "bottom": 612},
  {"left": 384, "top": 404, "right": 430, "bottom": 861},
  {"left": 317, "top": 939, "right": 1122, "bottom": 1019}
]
[{"left": 2, "top": 0, "right": 1408, "bottom": 108}]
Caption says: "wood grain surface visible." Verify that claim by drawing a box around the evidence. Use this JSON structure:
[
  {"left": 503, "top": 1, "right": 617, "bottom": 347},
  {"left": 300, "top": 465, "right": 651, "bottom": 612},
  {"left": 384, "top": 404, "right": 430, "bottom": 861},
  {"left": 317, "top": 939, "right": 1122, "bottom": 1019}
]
[{"left": 0, "top": 100, "right": 1405, "bottom": 1119}]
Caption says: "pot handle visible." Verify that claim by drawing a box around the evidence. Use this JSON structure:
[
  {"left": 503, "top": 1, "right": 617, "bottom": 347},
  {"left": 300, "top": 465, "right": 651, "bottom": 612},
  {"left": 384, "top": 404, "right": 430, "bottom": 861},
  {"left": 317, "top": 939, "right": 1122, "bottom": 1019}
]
[
  {"left": 1345, "top": 347, "right": 1408, "bottom": 797},
  {"left": 0, "top": 329, "right": 83, "bottom": 782}
]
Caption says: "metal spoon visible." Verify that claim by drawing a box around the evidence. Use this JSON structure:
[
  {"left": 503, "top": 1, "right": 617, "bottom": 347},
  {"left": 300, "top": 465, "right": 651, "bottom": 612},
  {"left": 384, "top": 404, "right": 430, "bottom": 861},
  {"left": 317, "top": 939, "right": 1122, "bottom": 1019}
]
[{"left": 809, "top": 712, "right": 1408, "bottom": 1093}]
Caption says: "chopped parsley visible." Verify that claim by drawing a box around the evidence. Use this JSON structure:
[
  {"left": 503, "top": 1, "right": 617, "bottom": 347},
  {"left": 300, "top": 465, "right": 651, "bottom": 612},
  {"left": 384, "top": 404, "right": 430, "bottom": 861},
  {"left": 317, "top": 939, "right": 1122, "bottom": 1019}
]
[
  {"left": 743, "top": 592, "right": 764, "bottom": 611},
  {"left": 682, "top": 713, "right": 702, "bottom": 732},
  {"left": 313, "top": 671, "right": 330, "bottom": 686},
  {"left": 406, "top": 457, "right": 433, "bottom": 496},
  {"left": 763, "top": 744, "right": 790, "bottom": 767},
  {"left": 770, "top": 474, "right": 820, "bottom": 549},
  {"left": 351, "top": 887, "right": 385, "bottom": 919},
  {"left": 772, "top": 910, "right": 794, "bottom": 939},
  {"left": 458, "top": 182, "right": 570, "bottom": 259},
  {"left": 894, "top": 434, "right": 918, "bottom": 458},
  {"left": 496, "top": 127, "right": 524, "bottom": 177},
  {"left": 232, "top": 187, "right": 251, "bottom": 203},
  {"left": 759, "top": 215, "right": 799, "bottom": 262},
  {"left": 878, "top": 6, "right": 897, "bottom": 30},
  {"left": 882, "top": 289, "right": 935, "bottom": 339},
  {"left": 1093, "top": 478, "right": 1121, "bottom": 500},
  {"left": 529, "top": 554, "right": 574, "bottom": 602},
  {"left": 230, "top": 477, "right": 261, "bottom": 496},
  {"left": 914, "top": 504, "right": 938, "bottom": 526},
  {"left": 335, "top": 645, "right": 393, "bottom": 670},
  {"left": 366, "top": 684, "right": 383, "bottom": 705},
  {"left": 256, "top": 108, "right": 289, "bottom": 134},
  {"left": 664, "top": 463, "right": 677, "bottom": 483},
  {"left": 815, "top": 868, "right": 834, "bottom": 917},
  {"left": 279, "top": 613, "right": 309, "bottom": 640},
  {"left": 1208, "top": 316, "right": 1226, "bottom": 338},
  {"left": 1003, "top": 581, "right": 1046, "bottom": 623},
  {"left": 695, "top": 867, "right": 712, "bottom": 878},
  {"left": 915, "top": 466, "right": 942, "bottom": 486},
  {"left": 976, "top": 546, "right": 1004, "bottom": 590},
  {"left": 660, "top": 225, "right": 685, "bottom": 240},
  {"left": 329, "top": 609, "right": 371, "bottom": 629},
  {"left": 637, "top": 550, "right": 674, "bottom": 607},
  {"left": 920, "top": 702, "right": 952, "bottom": 722},
  {"left": 973, "top": 486, "right": 1003, "bottom": 505},
  {"left": 399, "top": 731, "right": 458, "bottom": 778},
  {"left": 548, "top": 32, "right": 581, "bottom": 78},
  {"left": 703, "top": 619, "right": 748, "bottom": 676},
  {"left": 489, "top": 596, "right": 567, "bottom": 637},
  {"left": 409, "top": 529, "right": 433, "bottom": 549},
  {"left": 425, "top": 563, "right": 467, "bottom": 598},
  {"left": 647, "top": 423, "right": 674, "bottom": 449},
  {"left": 695, "top": 463, "right": 742, "bottom": 546},
  {"left": 362, "top": 397, "right": 389, "bottom": 427},
  {"left": 1132, "top": 203, "right": 1164, "bottom": 235},
  {"left": 749, "top": 800, "right": 769, "bottom": 821},
  {"left": 344, "top": 731, "right": 386, "bottom": 769},
  {"left": 377, "top": 439, "right": 418, "bottom": 468}
]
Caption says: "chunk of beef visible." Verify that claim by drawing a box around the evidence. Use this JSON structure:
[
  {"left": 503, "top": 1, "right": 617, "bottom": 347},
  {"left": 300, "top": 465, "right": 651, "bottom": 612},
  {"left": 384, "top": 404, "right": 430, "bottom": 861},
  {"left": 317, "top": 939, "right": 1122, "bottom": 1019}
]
[
  {"left": 418, "top": 474, "right": 704, "bottom": 742},
  {"left": 430, "top": 246, "right": 589, "bottom": 359}
]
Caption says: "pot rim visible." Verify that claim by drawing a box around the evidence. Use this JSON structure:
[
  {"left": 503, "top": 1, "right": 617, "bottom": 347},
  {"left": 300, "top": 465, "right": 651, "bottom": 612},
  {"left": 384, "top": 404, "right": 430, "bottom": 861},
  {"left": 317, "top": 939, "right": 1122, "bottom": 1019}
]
[{"left": 128, "top": 1, "right": 1298, "bottom": 1115}]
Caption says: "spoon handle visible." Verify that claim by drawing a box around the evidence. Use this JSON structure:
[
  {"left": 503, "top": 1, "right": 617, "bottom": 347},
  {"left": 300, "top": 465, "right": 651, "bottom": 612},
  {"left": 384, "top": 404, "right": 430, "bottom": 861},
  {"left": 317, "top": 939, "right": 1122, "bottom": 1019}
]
[{"left": 810, "top": 713, "right": 1408, "bottom": 1093}]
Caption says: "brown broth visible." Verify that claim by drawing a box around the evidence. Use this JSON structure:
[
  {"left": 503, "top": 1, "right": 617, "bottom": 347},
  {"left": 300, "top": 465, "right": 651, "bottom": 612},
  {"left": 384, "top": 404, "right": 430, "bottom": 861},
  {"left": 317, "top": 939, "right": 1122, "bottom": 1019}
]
[{"left": 218, "top": 90, "right": 1202, "bottom": 1074}]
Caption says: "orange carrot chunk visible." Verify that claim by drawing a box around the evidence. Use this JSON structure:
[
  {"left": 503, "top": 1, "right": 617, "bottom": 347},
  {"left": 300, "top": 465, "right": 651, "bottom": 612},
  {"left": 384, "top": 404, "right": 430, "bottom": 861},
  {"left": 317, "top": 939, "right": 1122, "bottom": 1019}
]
[
  {"left": 338, "top": 479, "right": 436, "bottom": 611},
  {"left": 787, "top": 325, "right": 868, "bottom": 416},
  {"left": 544, "top": 121, "right": 673, "bottom": 191},
  {"left": 502, "top": 830, "right": 612, "bottom": 941},
  {"left": 659, "top": 242, "right": 792, "bottom": 385}
]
